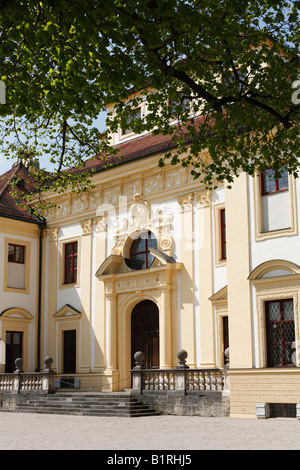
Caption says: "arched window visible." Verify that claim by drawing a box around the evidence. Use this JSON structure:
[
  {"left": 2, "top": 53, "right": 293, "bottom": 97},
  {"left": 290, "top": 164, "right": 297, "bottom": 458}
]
[{"left": 129, "top": 231, "right": 157, "bottom": 270}]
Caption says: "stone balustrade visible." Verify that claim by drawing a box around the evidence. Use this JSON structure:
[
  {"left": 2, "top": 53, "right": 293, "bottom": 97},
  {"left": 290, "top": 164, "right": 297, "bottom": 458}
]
[
  {"left": 131, "top": 350, "right": 229, "bottom": 394},
  {"left": 0, "top": 357, "right": 55, "bottom": 395}
]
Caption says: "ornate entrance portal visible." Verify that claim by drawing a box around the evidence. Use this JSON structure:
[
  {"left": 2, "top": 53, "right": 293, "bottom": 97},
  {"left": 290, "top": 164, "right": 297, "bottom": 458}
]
[
  {"left": 95, "top": 194, "right": 183, "bottom": 390},
  {"left": 131, "top": 300, "right": 159, "bottom": 369}
]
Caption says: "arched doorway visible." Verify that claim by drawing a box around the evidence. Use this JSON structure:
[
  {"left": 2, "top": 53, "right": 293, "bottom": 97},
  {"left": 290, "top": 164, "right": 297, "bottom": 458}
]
[{"left": 131, "top": 300, "right": 159, "bottom": 369}]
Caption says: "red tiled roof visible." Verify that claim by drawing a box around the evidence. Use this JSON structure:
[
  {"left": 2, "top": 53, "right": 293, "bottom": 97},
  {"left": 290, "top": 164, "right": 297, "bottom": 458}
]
[
  {"left": 0, "top": 163, "right": 40, "bottom": 224},
  {"left": 83, "top": 117, "right": 204, "bottom": 172}
]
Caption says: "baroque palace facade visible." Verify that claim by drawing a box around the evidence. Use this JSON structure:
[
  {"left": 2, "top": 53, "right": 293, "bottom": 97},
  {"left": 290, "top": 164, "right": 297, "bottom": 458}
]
[{"left": 1, "top": 102, "right": 300, "bottom": 419}]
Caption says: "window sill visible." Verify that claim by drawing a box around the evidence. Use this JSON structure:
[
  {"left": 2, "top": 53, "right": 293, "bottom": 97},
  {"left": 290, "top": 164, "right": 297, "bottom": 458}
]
[
  {"left": 59, "top": 282, "right": 80, "bottom": 290},
  {"left": 215, "top": 259, "right": 227, "bottom": 267},
  {"left": 4, "top": 286, "right": 29, "bottom": 294},
  {"left": 256, "top": 226, "right": 296, "bottom": 241}
]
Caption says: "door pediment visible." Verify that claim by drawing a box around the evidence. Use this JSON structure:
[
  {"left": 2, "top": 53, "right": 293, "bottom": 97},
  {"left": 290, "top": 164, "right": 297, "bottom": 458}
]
[
  {"left": 95, "top": 255, "right": 124, "bottom": 276},
  {"left": 96, "top": 249, "right": 178, "bottom": 277},
  {"left": 53, "top": 304, "right": 81, "bottom": 320}
]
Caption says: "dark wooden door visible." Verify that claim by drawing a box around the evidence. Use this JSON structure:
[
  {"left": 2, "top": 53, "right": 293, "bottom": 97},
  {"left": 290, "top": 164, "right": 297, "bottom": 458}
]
[
  {"left": 131, "top": 300, "right": 159, "bottom": 369},
  {"left": 5, "top": 331, "right": 23, "bottom": 373},
  {"left": 63, "top": 330, "right": 76, "bottom": 373}
]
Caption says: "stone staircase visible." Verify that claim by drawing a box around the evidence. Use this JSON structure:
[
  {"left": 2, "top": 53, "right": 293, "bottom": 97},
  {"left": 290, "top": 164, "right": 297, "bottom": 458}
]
[{"left": 1, "top": 391, "right": 161, "bottom": 418}]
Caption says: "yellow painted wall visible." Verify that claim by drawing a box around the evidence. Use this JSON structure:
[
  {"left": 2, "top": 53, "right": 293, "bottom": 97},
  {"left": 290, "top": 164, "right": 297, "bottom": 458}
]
[
  {"left": 0, "top": 217, "right": 40, "bottom": 372},
  {"left": 225, "top": 174, "right": 253, "bottom": 369},
  {"left": 229, "top": 369, "right": 300, "bottom": 418}
]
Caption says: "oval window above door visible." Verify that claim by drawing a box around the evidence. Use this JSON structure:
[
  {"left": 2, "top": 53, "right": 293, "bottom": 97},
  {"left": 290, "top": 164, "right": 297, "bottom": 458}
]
[{"left": 127, "top": 231, "right": 157, "bottom": 270}]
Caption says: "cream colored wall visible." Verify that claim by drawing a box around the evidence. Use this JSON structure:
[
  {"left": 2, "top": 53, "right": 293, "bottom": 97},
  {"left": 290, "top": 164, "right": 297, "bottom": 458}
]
[
  {"left": 0, "top": 217, "right": 40, "bottom": 372},
  {"left": 8, "top": 153, "right": 300, "bottom": 417},
  {"left": 225, "top": 174, "right": 253, "bottom": 369},
  {"left": 3, "top": 130, "right": 300, "bottom": 418},
  {"left": 42, "top": 149, "right": 300, "bottom": 409},
  {"left": 226, "top": 174, "right": 300, "bottom": 417},
  {"left": 92, "top": 217, "right": 107, "bottom": 373},
  {"left": 42, "top": 152, "right": 225, "bottom": 389}
]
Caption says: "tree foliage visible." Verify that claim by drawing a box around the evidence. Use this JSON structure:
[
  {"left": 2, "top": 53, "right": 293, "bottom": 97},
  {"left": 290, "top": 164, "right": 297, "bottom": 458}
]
[{"left": 0, "top": 0, "right": 299, "bottom": 202}]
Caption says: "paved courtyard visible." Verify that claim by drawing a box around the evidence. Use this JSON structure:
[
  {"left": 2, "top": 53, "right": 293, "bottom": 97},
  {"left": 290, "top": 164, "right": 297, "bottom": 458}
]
[{"left": 0, "top": 412, "right": 300, "bottom": 450}]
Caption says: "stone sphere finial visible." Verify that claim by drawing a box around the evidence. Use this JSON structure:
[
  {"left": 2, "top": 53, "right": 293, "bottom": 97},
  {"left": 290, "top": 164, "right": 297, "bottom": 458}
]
[
  {"left": 44, "top": 356, "right": 54, "bottom": 371},
  {"left": 14, "top": 358, "right": 23, "bottom": 373},
  {"left": 134, "top": 351, "right": 145, "bottom": 369},
  {"left": 177, "top": 349, "right": 188, "bottom": 368}
]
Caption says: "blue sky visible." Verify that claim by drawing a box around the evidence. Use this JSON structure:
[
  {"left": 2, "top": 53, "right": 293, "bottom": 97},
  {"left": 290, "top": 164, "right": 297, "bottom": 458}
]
[{"left": 0, "top": 111, "right": 107, "bottom": 175}]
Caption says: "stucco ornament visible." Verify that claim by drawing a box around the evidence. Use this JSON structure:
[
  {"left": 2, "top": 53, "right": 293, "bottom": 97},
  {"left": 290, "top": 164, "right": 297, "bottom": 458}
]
[{"left": 111, "top": 193, "right": 173, "bottom": 257}]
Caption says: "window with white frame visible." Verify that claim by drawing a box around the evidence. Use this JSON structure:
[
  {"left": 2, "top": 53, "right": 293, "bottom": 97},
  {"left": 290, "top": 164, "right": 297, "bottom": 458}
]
[
  {"left": 121, "top": 108, "right": 142, "bottom": 136},
  {"left": 261, "top": 167, "right": 291, "bottom": 232},
  {"left": 7, "top": 243, "right": 26, "bottom": 289}
]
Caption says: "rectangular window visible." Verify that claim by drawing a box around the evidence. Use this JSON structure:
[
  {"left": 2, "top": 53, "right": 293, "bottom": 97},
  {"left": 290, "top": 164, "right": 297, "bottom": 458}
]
[
  {"left": 261, "top": 167, "right": 291, "bottom": 232},
  {"left": 265, "top": 299, "right": 295, "bottom": 367},
  {"left": 220, "top": 209, "right": 226, "bottom": 260},
  {"left": 7, "top": 243, "right": 26, "bottom": 289},
  {"left": 8, "top": 244, "right": 25, "bottom": 264},
  {"left": 122, "top": 108, "right": 141, "bottom": 135},
  {"left": 262, "top": 167, "right": 289, "bottom": 195},
  {"left": 64, "top": 242, "right": 78, "bottom": 284}
]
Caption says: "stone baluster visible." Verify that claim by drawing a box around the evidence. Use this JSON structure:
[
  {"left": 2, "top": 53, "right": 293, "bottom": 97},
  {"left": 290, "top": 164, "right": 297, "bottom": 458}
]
[
  {"left": 175, "top": 350, "right": 189, "bottom": 394},
  {"left": 131, "top": 351, "right": 145, "bottom": 394},
  {"left": 42, "top": 356, "right": 55, "bottom": 394},
  {"left": 13, "top": 358, "right": 23, "bottom": 393}
]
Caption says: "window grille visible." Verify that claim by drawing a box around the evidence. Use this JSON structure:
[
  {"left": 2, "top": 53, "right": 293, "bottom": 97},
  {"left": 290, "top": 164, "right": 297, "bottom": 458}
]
[
  {"left": 266, "top": 299, "right": 295, "bottom": 367},
  {"left": 270, "top": 403, "right": 296, "bottom": 418}
]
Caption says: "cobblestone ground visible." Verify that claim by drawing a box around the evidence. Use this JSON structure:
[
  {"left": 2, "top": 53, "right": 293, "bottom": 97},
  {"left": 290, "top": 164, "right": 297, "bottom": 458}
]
[{"left": 0, "top": 412, "right": 300, "bottom": 450}]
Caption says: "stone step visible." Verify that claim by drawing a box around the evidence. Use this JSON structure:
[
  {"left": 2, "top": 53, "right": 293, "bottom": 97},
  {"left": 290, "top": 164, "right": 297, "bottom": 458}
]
[
  {"left": 2, "top": 407, "right": 160, "bottom": 417},
  {"left": 16, "top": 398, "right": 149, "bottom": 408},
  {"left": 5, "top": 406, "right": 160, "bottom": 417},
  {"left": 16, "top": 402, "right": 151, "bottom": 411},
  {"left": 3, "top": 392, "right": 160, "bottom": 417}
]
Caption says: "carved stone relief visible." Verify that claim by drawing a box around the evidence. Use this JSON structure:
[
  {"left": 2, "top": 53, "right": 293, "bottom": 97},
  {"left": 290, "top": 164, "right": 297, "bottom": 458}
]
[
  {"left": 73, "top": 193, "right": 90, "bottom": 213},
  {"left": 176, "top": 192, "right": 194, "bottom": 211},
  {"left": 80, "top": 218, "right": 93, "bottom": 235},
  {"left": 47, "top": 227, "right": 59, "bottom": 243},
  {"left": 94, "top": 215, "right": 107, "bottom": 233},
  {"left": 111, "top": 193, "right": 173, "bottom": 256},
  {"left": 195, "top": 189, "right": 212, "bottom": 207}
]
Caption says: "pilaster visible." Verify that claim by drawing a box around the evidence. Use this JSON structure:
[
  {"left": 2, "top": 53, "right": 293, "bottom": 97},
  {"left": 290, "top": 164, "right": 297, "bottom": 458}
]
[
  {"left": 176, "top": 192, "right": 196, "bottom": 367},
  {"left": 160, "top": 285, "right": 172, "bottom": 369},
  {"left": 226, "top": 174, "right": 253, "bottom": 368},
  {"left": 93, "top": 216, "right": 107, "bottom": 372},
  {"left": 78, "top": 218, "right": 93, "bottom": 373},
  {"left": 105, "top": 289, "right": 118, "bottom": 371},
  {"left": 46, "top": 227, "right": 59, "bottom": 368},
  {"left": 194, "top": 190, "right": 215, "bottom": 367}
]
